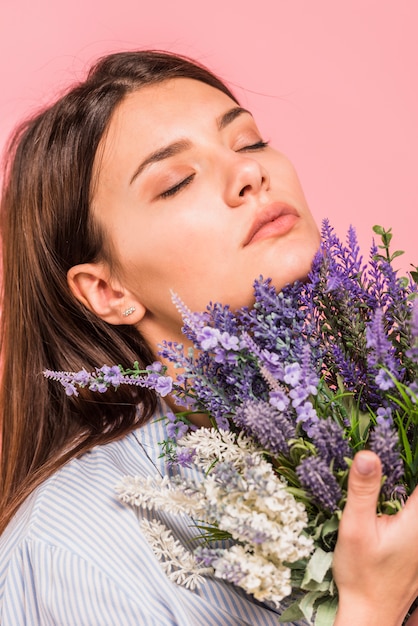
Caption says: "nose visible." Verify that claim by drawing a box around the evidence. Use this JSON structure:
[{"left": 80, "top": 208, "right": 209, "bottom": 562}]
[{"left": 224, "top": 154, "right": 270, "bottom": 207}]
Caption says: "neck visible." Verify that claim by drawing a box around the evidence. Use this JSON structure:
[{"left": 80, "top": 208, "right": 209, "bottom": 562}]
[{"left": 137, "top": 317, "right": 212, "bottom": 428}]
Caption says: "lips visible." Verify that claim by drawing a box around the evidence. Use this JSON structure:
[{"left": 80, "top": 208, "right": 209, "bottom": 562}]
[{"left": 243, "top": 203, "right": 299, "bottom": 246}]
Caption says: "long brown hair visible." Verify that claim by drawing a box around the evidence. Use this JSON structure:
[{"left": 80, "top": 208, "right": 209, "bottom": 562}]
[{"left": 0, "top": 50, "right": 238, "bottom": 532}]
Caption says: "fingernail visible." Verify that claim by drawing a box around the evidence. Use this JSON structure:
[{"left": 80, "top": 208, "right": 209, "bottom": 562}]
[{"left": 355, "top": 453, "right": 376, "bottom": 475}]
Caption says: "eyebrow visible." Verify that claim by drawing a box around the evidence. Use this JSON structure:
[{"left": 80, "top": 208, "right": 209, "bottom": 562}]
[
  {"left": 217, "top": 106, "right": 252, "bottom": 130},
  {"left": 129, "top": 106, "right": 252, "bottom": 185}
]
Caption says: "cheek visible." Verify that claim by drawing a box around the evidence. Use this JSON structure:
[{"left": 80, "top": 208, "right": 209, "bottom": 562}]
[{"left": 268, "top": 153, "right": 307, "bottom": 196}]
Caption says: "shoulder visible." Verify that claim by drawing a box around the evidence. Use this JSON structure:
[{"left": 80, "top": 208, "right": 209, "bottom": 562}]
[
  {"left": 0, "top": 420, "right": 165, "bottom": 592},
  {"left": 1, "top": 419, "right": 162, "bottom": 545},
  {"left": 0, "top": 418, "right": 198, "bottom": 624}
]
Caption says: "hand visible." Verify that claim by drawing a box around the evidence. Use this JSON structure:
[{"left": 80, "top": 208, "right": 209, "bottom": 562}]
[{"left": 333, "top": 450, "right": 418, "bottom": 626}]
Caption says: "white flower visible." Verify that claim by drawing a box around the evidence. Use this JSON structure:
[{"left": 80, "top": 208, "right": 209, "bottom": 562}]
[
  {"left": 115, "top": 474, "right": 207, "bottom": 518},
  {"left": 177, "top": 428, "right": 260, "bottom": 472},
  {"left": 139, "top": 519, "right": 211, "bottom": 590},
  {"left": 213, "top": 544, "right": 292, "bottom": 608},
  {"left": 116, "top": 427, "right": 314, "bottom": 607}
]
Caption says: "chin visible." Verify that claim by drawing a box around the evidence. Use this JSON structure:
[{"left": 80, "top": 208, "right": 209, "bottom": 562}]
[{"left": 269, "top": 249, "right": 319, "bottom": 292}]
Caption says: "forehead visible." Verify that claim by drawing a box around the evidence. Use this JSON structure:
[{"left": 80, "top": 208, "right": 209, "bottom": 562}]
[
  {"left": 103, "top": 78, "right": 238, "bottom": 146},
  {"left": 93, "top": 78, "right": 240, "bottom": 186}
]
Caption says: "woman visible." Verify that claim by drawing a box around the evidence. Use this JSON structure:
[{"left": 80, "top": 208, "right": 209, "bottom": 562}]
[{"left": 0, "top": 50, "right": 417, "bottom": 625}]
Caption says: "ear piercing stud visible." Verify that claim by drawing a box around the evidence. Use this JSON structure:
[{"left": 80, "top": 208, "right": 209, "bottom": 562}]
[{"left": 123, "top": 306, "right": 136, "bottom": 317}]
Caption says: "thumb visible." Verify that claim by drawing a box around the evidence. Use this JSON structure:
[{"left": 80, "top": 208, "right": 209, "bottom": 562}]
[{"left": 342, "top": 450, "right": 382, "bottom": 528}]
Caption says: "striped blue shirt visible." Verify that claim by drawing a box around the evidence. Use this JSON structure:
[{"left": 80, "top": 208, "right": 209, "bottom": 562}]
[{"left": 0, "top": 407, "right": 308, "bottom": 625}]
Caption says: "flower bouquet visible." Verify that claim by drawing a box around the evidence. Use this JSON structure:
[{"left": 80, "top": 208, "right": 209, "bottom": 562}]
[{"left": 45, "top": 221, "right": 418, "bottom": 625}]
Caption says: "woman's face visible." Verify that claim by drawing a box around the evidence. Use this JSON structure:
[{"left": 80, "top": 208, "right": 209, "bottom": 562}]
[{"left": 92, "top": 78, "right": 320, "bottom": 342}]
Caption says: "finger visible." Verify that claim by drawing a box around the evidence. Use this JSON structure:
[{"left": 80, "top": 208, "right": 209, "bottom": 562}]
[{"left": 341, "top": 450, "right": 382, "bottom": 530}]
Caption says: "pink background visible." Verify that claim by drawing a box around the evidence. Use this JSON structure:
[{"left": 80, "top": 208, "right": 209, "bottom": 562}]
[{"left": 1, "top": 0, "right": 416, "bottom": 272}]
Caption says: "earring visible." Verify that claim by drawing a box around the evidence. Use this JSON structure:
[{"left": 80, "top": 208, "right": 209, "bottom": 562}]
[{"left": 123, "top": 306, "right": 136, "bottom": 317}]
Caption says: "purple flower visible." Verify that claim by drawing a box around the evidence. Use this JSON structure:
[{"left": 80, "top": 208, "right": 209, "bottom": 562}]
[
  {"left": 197, "top": 327, "right": 220, "bottom": 351},
  {"left": 284, "top": 363, "right": 302, "bottom": 387},
  {"left": 175, "top": 448, "right": 196, "bottom": 467},
  {"left": 289, "top": 386, "right": 310, "bottom": 408},
  {"left": 296, "top": 456, "right": 342, "bottom": 512},
  {"left": 73, "top": 369, "right": 91, "bottom": 385},
  {"left": 170, "top": 292, "right": 211, "bottom": 343},
  {"left": 99, "top": 365, "right": 123, "bottom": 386},
  {"left": 233, "top": 399, "right": 296, "bottom": 456},
  {"left": 369, "top": 417, "right": 403, "bottom": 499},
  {"left": 259, "top": 350, "right": 285, "bottom": 378},
  {"left": 63, "top": 382, "right": 79, "bottom": 396},
  {"left": 376, "top": 406, "right": 393, "bottom": 421},
  {"left": 326, "top": 274, "right": 342, "bottom": 292},
  {"left": 309, "top": 418, "right": 352, "bottom": 469},
  {"left": 299, "top": 346, "right": 320, "bottom": 395},
  {"left": 331, "top": 345, "right": 364, "bottom": 393},
  {"left": 375, "top": 369, "right": 395, "bottom": 391},
  {"left": 366, "top": 309, "right": 396, "bottom": 371},
  {"left": 213, "top": 348, "right": 239, "bottom": 365},
  {"left": 89, "top": 381, "right": 108, "bottom": 393},
  {"left": 167, "top": 419, "right": 189, "bottom": 441},
  {"left": 294, "top": 401, "right": 319, "bottom": 436},
  {"left": 269, "top": 388, "right": 290, "bottom": 412},
  {"left": 153, "top": 376, "right": 173, "bottom": 397},
  {"left": 406, "top": 299, "right": 418, "bottom": 362},
  {"left": 218, "top": 332, "right": 240, "bottom": 351},
  {"left": 147, "top": 361, "right": 163, "bottom": 373},
  {"left": 195, "top": 546, "right": 224, "bottom": 568},
  {"left": 407, "top": 382, "right": 418, "bottom": 403}
]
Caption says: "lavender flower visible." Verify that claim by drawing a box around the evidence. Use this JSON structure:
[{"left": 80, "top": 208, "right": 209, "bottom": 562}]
[
  {"left": 296, "top": 456, "right": 342, "bottom": 512},
  {"left": 268, "top": 388, "right": 290, "bottom": 412},
  {"left": 197, "top": 327, "right": 221, "bottom": 350},
  {"left": 366, "top": 308, "right": 398, "bottom": 374},
  {"left": 406, "top": 298, "right": 418, "bottom": 362},
  {"left": 233, "top": 399, "right": 296, "bottom": 455},
  {"left": 369, "top": 416, "right": 403, "bottom": 499},
  {"left": 194, "top": 546, "right": 224, "bottom": 568},
  {"left": 308, "top": 418, "right": 352, "bottom": 469},
  {"left": 166, "top": 419, "right": 189, "bottom": 441},
  {"left": 375, "top": 369, "right": 395, "bottom": 391},
  {"left": 294, "top": 401, "right": 319, "bottom": 436},
  {"left": 175, "top": 448, "right": 196, "bottom": 467},
  {"left": 44, "top": 364, "right": 173, "bottom": 397},
  {"left": 100, "top": 365, "right": 124, "bottom": 386}
]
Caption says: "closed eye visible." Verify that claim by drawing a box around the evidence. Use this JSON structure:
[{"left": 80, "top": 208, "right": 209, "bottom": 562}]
[
  {"left": 159, "top": 173, "right": 195, "bottom": 199},
  {"left": 238, "top": 139, "right": 270, "bottom": 152}
]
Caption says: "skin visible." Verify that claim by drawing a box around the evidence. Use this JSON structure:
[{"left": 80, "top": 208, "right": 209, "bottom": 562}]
[
  {"left": 67, "top": 78, "right": 418, "bottom": 624},
  {"left": 334, "top": 451, "right": 418, "bottom": 626}
]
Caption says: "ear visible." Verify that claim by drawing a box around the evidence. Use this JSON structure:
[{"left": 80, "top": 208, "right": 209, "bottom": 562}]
[{"left": 67, "top": 262, "right": 146, "bottom": 325}]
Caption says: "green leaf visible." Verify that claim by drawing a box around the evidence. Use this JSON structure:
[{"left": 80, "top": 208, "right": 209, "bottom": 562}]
[
  {"left": 372, "top": 224, "right": 385, "bottom": 235},
  {"left": 299, "top": 591, "right": 326, "bottom": 622},
  {"left": 278, "top": 602, "right": 305, "bottom": 622},
  {"left": 302, "top": 547, "right": 334, "bottom": 586},
  {"left": 301, "top": 579, "right": 332, "bottom": 592},
  {"left": 314, "top": 597, "right": 339, "bottom": 626},
  {"left": 410, "top": 269, "right": 418, "bottom": 284},
  {"left": 358, "top": 410, "right": 371, "bottom": 440},
  {"left": 321, "top": 515, "right": 339, "bottom": 538},
  {"left": 382, "top": 231, "right": 393, "bottom": 245},
  {"left": 390, "top": 249, "right": 404, "bottom": 259}
]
